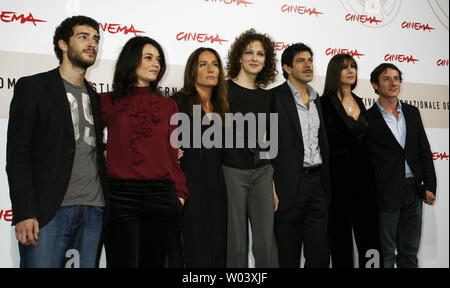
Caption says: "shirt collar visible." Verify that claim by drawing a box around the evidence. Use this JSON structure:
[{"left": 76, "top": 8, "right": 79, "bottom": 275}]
[
  {"left": 286, "top": 80, "right": 317, "bottom": 101},
  {"left": 376, "top": 98, "right": 402, "bottom": 116}
]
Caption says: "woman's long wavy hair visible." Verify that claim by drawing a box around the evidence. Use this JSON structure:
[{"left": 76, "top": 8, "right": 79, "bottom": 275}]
[
  {"left": 110, "top": 36, "right": 166, "bottom": 103},
  {"left": 179, "top": 47, "right": 229, "bottom": 120}
]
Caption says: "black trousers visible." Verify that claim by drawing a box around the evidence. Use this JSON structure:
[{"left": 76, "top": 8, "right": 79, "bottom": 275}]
[
  {"left": 104, "top": 178, "right": 182, "bottom": 268},
  {"left": 328, "top": 186, "right": 381, "bottom": 268},
  {"left": 275, "top": 170, "right": 329, "bottom": 268}
]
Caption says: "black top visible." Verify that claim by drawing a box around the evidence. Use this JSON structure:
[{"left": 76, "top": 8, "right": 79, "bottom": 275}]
[
  {"left": 341, "top": 102, "right": 369, "bottom": 144},
  {"left": 321, "top": 92, "right": 370, "bottom": 154},
  {"left": 171, "top": 92, "right": 225, "bottom": 183},
  {"left": 222, "top": 79, "right": 273, "bottom": 169}
]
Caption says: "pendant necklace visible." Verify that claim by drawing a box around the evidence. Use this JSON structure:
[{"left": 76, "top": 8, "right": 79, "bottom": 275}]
[{"left": 348, "top": 104, "right": 353, "bottom": 113}]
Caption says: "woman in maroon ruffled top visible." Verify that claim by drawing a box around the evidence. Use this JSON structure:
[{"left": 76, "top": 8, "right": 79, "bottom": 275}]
[{"left": 100, "top": 36, "right": 188, "bottom": 268}]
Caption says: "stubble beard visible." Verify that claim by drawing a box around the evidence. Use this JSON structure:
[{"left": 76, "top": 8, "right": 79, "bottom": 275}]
[{"left": 68, "top": 46, "right": 95, "bottom": 70}]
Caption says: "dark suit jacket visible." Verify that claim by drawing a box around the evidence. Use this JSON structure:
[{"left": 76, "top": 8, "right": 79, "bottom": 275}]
[
  {"left": 270, "top": 82, "right": 330, "bottom": 212},
  {"left": 366, "top": 102, "right": 436, "bottom": 210},
  {"left": 6, "top": 68, "right": 109, "bottom": 227}
]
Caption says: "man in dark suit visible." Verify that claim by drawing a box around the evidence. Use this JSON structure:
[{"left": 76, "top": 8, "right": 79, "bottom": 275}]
[
  {"left": 270, "top": 43, "right": 330, "bottom": 268},
  {"left": 6, "top": 15, "right": 108, "bottom": 268},
  {"left": 367, "top": 63, "right": 436, "bottom": 268}
]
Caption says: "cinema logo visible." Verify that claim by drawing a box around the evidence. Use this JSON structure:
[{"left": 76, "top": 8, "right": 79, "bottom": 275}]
[
  {"left": 384, "top": 53, "right": 419, "bottom": 64},
  {"left": 437, "top": 59, "right": 449, "bottom": 66},
  {"left": 275, "top": 42, "right": 294, "bottom": 51},
  {"left": 281, "top": 5, "right": 324, "bottom": 16},
  {"left": 433, "top": 152, "right": 449, "bottom": 160},
  {"left": 345, "top": 14, "right": 382, "bottom": 25},
  {"left": 204, "top": 0, "right": 254, "bottom": 6},
  {"left": 99, "top": 22, "right": 144, "bottom": 36},
  {"left": 401, "top": 21, "right": 435, "bottom": 31},
  {"left": 0, "top": 209, "right": 12, "bottom": 222},
  {"left": 0, "top": 11, "right": 46, "bottom": 26},
  {"left": 340, "top": 0, "right": 401, "bottom": 28},
  {"left": 176, "top": 32, "right": 228, "bottom": 45},
  {"left": 326, "top": 48, "right": 365, "bottom": 58}
]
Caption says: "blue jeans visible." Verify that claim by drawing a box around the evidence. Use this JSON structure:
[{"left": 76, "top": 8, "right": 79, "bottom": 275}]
[
  {"left": 19, "top": 205, "right": 103, "bottom": 268},
  {"left": 378, "top": 183, "right": 423, "bottom": 268}
]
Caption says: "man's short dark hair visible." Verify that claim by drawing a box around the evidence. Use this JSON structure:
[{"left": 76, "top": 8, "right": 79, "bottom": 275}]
[
  {"left": 281, "top": 43, "right": 313, "bottom": 79},
  {"left": 53, "top": 15, "right": 99, "bottom": 64},
  {"left": 370, "top": 63, "right": 403, "bottom": 94}
]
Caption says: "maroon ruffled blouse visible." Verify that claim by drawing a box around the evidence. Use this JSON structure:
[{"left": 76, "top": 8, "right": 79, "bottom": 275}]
[{"left": 100, "top": 86, "right": 188, "bottom": 199}]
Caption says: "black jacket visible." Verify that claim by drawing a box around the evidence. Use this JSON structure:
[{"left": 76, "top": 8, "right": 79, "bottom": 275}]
[
  {"left": 321, "top": 92, "right": 377, "bottom": 205},
  {"left": 270, "top": 82, "right": 330, "bottom": 212},
  {"left": 6, "top": 68, "right": 108, "bottom": 227},
  {"left": 366, "top": 102, "right": 436, "bottom": 210}
]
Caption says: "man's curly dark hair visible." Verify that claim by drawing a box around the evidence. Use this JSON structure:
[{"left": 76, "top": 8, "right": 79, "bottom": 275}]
[
  {"left": 53, "top": 15, "right": 99, "bottom": 64},
  {"left": 226, "top": 28, "right": 277, "bottom": 87}
]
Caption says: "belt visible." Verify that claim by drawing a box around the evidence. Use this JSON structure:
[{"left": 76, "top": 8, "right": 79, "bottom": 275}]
[
  {"left": 302, "top": 165, "right": 322, "bottom": 175},
  {"left": 405, "top": 178, "right": 416, "bottom": 185}
]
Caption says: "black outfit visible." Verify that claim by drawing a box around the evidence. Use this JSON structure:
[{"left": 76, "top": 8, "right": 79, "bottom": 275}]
[
  {"left": 6, "top": 68, "right": 109, "bottom": 228},
  {"left": 321, "top": 92, "right": 381, "bottom": 268},
  {"left": 270, "top": 82, "right": 330, "bottom": 268},
  {"left": 169, "top": 92, "right": 227, "bottom": 268}
]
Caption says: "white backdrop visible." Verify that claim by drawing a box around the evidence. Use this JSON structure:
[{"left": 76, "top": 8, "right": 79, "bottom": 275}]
[{"left": 0, "top": 0, "right": 448, "bottom": 268}]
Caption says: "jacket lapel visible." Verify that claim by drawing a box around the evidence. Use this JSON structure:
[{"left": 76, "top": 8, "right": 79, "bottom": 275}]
[
  {"left": 329, "top": 92, "right": 366, "bottom": 139},
  {"left": 279, "top": 82, "right": 303, "bottom": 142},
  {"left": 371, "top": 103, "right": 403, "bottom": 150},
  {"left": 85, "top": 80, "right": 101, "bottom": 136},
  {"left": 315, "top": 95, "right": 329, "bottom": 156},
  {"left": 402, "top": 104, "right": 413, "bottom": 151},
  {"left": 47, "top": 68, "right": 75, "bottom": 143}
]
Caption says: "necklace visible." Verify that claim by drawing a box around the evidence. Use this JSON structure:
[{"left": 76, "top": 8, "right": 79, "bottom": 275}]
[{"left": 348, "top": 104, "right": 353, "bottom": 113}]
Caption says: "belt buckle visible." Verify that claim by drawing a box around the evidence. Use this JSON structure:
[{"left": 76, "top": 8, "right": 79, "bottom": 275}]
[
  {"left": 303, "top": 165, "right": 320, "bottom": 175},
  {"left": 303, "top": 166, "right": 313, "bottom": 175},
  {"left": 304, "top": 167, "right": 311, "bottom": 175}
]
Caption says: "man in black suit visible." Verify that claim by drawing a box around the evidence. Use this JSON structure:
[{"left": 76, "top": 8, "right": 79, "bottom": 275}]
[
  {"left": 6, "top": 15, "right": 108, "bottom": 268},
  {"left": 367, "top": 63, "right": 436, "bottom": 268},
  {"left": 270, "top": 43, "right": 330, "bottom": 268}
]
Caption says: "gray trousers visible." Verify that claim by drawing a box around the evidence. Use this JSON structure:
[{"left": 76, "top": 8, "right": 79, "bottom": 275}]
[
  {"left": 378, "top": 182, "right": 423, "bottom": 268},
  {"left": 223, "top": 164, "right": 279, "bottom": 268}
]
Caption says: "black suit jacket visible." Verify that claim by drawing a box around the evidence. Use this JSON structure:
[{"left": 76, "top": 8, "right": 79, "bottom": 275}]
[
  {"left": 270, "top": 82, "right": 330, "bottom": 212},
  {"left": 6, "top": 68, "right": 109, "bottom": 227},
  {"left": 366, "top": 102, "right": 436, "bottom": 210}
]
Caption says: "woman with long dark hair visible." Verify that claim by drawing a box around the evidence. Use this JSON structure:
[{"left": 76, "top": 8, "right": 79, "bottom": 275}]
[
  {"left": 321, "top": 54, "right": 381, "bottom": 268},
  {"left": 170, "top": 47, "right": 229, "bottom": 267},
  {"left": 223, "top": 29, "right": 278, "bottom": 268},
  {"left": 100, "top": 36, "right": 188, "bottom": 268}
]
